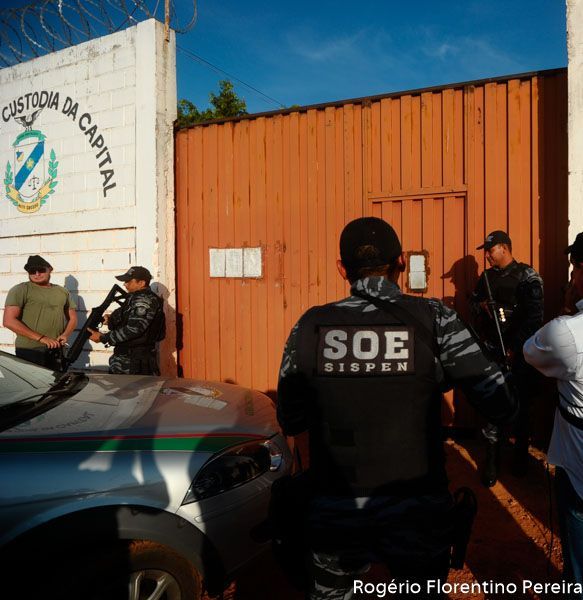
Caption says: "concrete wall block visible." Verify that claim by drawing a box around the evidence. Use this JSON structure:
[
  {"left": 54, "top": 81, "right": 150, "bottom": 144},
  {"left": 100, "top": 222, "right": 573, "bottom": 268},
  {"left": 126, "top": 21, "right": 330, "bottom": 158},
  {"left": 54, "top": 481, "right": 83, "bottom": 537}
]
[
  {"left": 98, "top": 72, "right": 126, "bottom": 94},
  {"left": 66, "top": 173, "right": 88, "bottom": 194},
  {"left": 111, "top": 88, "right": 136, "bottom": 109},
  {"left": 111, "top": 228, "right": 136, "bottom": 248},
  {"left": 123, "top": 144, "right": 136, "bottom": 165},
  {"left": 114, "top": 164, "right": 136, "bottom": 187},
  {"left": 74, "top": 190, "right": 100, "bottom": 211},
  {"left": 85, "top": 173, "right": 124, "bottom": 202},
  {"left": 77, "top": 252, "right": 104, "bottom": 271},
  {"left": 58, "top": 155, "right": 77, "bottom": 175},
  {"left": 89, "top": 54, "right": 115, "bottom": 78},
  {"left": 101, "top": 250, "right": 133, "bottom": 271},
  {"left": 69, "top": 271, "right": 92, "bottom": 289},
  {"left": 40, "top": 233, "right": 64, "bottom": 253},
  {"left": 0, "top": 328, "right": 15, "bottom": 344},
  {"left": 61, "top": 135, "right": 87, "bottom": 157},
  {"left": 83, "top": 230, "right": 116, "bottom": 250},
  {"left": 124, "top": 106, "right": 136, "bottom": 127},
  {"left": 75, "top": 79, "right": 96, "bottom": 99},
  {"left": 90, "top": 270, "right": 125, "bottom": 291},
  {"left": 76, "top": 291, "right": 113, "bottom": 309},
  {"left": 0, "top": 257, "right": 11, "bottom": 273},
  {"left": 1, "top": 273, "right": 26, "bottom": 291},
  {"left": 113, "top": 46, "right": 136, "bottom": 70},
  {"left": 124, "top": 70, "right": 136, "bottom": 88},
  {"left": 110, "top": 125, "right": 135, "bottom": 148},
  {"left": 47, "top": 192, "right": 75, "bottom": 214},
  {"left": 86, "top": 91, "right": 113, "bottom": 113},
  {"left": 17, "top": 235, "right": 42, "bottom": 254},
  {"left": 97, "top": 107, "right": 124, "bottom": 130},
  {"left": 73, "top": 153, "right": 96, "bottom": 173},
  {"left": 101, "top": 188, "right": 130, "bottom": 209},
  {"left": 121, "top": 186, "right": 136, "bottom": 207},
  {"left": 0, "top": 237, "right": 17, "bottom": 255},
  {"left": 64, "top": 63, "right": 87, "bottom": 85},
  {"left": 41, "top": 68, "right": 66, "bottom": 88},
  {"left": 51, "top": 253, "right": 78, "bottom": 273}
]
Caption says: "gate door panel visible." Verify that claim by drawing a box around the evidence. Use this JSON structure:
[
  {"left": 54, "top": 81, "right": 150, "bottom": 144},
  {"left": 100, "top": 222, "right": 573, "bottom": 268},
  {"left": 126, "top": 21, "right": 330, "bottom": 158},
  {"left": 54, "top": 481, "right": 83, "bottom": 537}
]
[{"left": 371, "top": 194, "right": 475, "bottom": 428}]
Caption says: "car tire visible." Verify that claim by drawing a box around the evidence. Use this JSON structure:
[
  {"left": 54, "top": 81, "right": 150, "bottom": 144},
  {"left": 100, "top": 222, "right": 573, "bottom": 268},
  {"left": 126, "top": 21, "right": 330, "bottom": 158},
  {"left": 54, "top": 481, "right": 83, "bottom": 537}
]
[{"left": 60, "top": 540, "right": 203, "bottom": 600}]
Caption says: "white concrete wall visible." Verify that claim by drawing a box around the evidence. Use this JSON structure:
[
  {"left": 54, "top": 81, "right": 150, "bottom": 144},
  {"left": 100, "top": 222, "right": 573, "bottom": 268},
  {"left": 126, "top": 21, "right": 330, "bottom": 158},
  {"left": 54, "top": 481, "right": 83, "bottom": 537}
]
[
  {"left": 0, "top": 19, "right": 177, "bottom": 370},
  {"left": 568, "top": 0, "right": 583, "bottom": 242}
]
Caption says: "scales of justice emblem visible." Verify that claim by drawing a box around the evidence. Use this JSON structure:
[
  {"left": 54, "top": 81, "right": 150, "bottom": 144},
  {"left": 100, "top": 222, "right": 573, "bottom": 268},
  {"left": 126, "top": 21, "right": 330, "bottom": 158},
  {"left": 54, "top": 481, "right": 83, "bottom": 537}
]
[{"left": 4, "top": 109, "right": 58, "bottom": 213}]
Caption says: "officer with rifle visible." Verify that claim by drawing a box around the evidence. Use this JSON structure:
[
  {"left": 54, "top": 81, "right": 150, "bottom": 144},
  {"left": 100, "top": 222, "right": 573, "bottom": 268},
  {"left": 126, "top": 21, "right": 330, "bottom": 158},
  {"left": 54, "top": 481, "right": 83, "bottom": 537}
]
[
  {"left": 471, "top": 230, "right": 544, "bottom": 486},
  {"left": 87, "top": 266, "right": 165, "bottom": 375}
]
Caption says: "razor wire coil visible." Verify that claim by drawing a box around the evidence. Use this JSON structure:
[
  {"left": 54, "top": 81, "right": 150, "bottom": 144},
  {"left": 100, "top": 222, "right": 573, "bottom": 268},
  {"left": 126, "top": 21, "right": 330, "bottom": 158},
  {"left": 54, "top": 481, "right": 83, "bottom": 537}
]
[{"left": 0, "top": 0, "right": 196, "bottom": 67}]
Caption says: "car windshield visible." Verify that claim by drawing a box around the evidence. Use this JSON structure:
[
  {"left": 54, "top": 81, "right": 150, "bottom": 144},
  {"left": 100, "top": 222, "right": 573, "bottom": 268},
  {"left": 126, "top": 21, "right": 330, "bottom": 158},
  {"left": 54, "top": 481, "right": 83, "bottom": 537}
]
[{"left": 0, "top": 351, "right": 59, "bottom": 406}]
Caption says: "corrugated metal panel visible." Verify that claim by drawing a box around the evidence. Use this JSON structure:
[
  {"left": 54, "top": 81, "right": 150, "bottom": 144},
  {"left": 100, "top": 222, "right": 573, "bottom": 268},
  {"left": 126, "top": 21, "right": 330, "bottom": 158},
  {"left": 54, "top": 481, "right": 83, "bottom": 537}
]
[{"left": 175, "top": 71, "right": 568, "bottom": 424}]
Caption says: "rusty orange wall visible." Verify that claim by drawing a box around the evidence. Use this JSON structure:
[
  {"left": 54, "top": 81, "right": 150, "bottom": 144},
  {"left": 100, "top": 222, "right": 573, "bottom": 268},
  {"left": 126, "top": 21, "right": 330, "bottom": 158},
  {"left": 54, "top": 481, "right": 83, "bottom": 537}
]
[{"left": 175, "top": 70, "right": 568, "bottom": 401}]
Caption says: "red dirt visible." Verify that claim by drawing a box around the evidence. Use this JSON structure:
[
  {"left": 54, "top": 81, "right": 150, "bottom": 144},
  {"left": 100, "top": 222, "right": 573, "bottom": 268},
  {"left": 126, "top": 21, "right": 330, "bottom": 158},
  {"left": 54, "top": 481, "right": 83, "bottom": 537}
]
[{"left": 207, "top": 437, "right": 562, "bottom": 600}]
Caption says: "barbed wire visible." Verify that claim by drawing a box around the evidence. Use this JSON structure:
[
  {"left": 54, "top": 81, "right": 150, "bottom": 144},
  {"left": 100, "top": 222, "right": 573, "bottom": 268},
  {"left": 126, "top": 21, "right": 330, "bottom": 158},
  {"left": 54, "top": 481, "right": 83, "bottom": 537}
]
[{"left": 0, "top": 0, "right": 197, "bottom": 67}]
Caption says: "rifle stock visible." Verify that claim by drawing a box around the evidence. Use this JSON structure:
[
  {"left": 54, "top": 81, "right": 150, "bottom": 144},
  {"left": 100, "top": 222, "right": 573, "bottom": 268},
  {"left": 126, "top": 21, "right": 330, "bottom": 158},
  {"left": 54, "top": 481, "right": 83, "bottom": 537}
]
[{"left": 62, "top": 284, "right": 127, "bottom": 370}]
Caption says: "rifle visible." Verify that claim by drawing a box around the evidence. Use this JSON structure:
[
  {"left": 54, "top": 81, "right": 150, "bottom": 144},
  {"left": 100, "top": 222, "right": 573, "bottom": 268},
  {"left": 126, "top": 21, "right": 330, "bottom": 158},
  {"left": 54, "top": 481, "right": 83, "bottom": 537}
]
[
  {"left": 60, "top": 285, "right": 128, "bottom": 371},
  {"left": 482, "top": 270, "right": 510, "bottom": 371}
]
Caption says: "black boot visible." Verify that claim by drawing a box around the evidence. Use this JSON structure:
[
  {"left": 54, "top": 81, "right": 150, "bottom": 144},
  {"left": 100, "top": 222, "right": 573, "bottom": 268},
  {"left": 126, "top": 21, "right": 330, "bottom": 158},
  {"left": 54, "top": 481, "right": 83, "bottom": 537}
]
[{"left": 481, "top": 442, "right": 500, "bottom": 488}]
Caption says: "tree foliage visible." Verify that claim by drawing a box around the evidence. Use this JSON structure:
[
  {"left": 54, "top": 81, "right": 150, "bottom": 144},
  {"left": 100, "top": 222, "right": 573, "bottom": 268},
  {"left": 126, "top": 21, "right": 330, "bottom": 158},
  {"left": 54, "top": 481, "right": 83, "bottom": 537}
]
[{"left": 177, "top": 80, "right": 247, "bottom": 127}]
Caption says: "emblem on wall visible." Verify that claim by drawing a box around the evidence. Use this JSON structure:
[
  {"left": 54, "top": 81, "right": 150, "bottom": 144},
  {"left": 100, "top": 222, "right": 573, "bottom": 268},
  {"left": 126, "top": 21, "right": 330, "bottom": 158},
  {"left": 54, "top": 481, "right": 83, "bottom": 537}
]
[{"left": 4, "top": 110, "right": 58, "bottom": 213}]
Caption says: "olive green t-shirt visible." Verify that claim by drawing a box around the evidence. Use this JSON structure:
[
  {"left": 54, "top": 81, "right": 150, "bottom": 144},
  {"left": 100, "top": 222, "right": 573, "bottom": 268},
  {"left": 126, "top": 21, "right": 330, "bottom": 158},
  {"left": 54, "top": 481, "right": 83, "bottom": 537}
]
[{"left": 5, "top": 282, "right": 77, "bottom": 349}]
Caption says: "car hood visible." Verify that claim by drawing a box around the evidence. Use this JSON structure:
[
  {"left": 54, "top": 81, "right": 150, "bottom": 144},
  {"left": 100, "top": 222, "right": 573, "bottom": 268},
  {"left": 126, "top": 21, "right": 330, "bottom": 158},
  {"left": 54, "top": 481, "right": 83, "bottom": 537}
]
[{"left": 0, "top": 374, "right": 280, "bottom": 452}]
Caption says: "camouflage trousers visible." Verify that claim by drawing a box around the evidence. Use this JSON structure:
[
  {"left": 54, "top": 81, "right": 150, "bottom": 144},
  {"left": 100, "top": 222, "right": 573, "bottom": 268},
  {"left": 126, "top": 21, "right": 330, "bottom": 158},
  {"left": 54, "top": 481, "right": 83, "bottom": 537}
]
[
  {"left": 109, "top": 347, "right": 160, "bottom": 375},
  {"left": 306, "top": 495, "right": 452, "bottom": 600}
]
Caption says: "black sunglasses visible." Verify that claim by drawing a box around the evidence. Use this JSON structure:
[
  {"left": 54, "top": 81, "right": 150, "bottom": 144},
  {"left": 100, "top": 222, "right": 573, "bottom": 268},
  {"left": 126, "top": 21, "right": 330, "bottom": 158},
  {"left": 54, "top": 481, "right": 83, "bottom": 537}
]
[{"left": 27, "top": 267, "right": 48, "bottom": 274}]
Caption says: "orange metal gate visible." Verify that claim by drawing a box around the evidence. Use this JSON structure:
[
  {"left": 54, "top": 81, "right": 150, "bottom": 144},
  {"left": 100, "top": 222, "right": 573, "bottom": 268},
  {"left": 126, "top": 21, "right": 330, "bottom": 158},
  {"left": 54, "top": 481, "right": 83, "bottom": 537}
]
[{"left": 174, "top": 69, "right": 568, "bottom": 429}]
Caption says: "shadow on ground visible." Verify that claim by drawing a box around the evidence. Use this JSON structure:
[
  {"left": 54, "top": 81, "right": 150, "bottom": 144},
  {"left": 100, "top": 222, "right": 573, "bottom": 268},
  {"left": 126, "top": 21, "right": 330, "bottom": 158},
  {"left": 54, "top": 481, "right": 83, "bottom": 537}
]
[{"left": 206, "top": 439, "right": 562, "bottom": 600}]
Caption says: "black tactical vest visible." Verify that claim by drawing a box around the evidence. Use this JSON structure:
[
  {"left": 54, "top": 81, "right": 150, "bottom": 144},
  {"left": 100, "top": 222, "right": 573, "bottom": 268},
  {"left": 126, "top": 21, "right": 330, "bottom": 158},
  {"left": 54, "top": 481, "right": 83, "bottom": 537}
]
[
  {"left": 295, "top": 295, "right": 446, "bottom": 497},
  {"left": 115, "top": 290, "right": 165, "bottom": 352},
  {"left": 483, "top": 261, "right": 529, "bottom": 335}
]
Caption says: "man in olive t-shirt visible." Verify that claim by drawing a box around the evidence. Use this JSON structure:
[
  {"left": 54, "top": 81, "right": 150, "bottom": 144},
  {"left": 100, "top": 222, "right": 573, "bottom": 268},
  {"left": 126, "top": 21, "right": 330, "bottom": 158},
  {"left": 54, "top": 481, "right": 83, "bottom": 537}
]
[{"left": 3, "top": 255, "right": 77, "bottom": 369}]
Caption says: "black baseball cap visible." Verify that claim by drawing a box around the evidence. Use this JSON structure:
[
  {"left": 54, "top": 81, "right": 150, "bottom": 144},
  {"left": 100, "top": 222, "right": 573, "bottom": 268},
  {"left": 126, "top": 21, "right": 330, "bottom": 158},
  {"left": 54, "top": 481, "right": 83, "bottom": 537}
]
[
  {"left": 565, "top": 232, "right": 583, "bottom": 261},
  {"left": 24, "top": 255, "right": 52, "bottom": 272},
  {"left": 340, "top": 217, "right": 402, "bottom": 269},
  {"left": 115, "top": 266, "right": 152, "bottom": 283},
  {"left": 477, "top": 230, "right": 512, "bottom": 251}
]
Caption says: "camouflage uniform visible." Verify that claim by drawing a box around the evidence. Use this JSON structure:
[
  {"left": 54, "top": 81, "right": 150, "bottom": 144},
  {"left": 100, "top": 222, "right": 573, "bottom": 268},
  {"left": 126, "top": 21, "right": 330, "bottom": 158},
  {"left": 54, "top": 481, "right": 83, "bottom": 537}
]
[
  {"left": 278, "top": 276, "right": 515, "bottom": 600},
  {"left": 100, "top": 287, "right": 164, "bottom": 375},
  {"left": 470, "top": 261, "right": 544, "bottom": 452}
]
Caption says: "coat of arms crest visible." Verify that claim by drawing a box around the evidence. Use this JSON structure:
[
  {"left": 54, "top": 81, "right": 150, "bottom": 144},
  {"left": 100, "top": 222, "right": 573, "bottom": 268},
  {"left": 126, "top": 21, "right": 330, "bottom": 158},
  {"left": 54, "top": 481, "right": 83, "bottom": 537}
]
[{"left": 4, "top": 110, "right": 58, "bottom": 213}]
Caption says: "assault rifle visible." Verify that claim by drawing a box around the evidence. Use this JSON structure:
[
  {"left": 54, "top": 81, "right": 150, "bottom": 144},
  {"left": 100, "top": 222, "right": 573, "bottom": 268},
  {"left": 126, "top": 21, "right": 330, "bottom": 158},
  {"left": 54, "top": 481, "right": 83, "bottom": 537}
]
[
  {"left": 482, "top": 270, "right": 511, "bottom": 371},
  {"left": 59, "top": 284, "right": 128, "bottom": 371}
]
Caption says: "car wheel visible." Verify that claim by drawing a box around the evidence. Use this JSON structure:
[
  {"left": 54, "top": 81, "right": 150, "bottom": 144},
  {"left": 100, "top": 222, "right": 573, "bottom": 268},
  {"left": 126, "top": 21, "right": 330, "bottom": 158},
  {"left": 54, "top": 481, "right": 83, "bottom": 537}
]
[{"left": 63, "top": 540, "right": 203, "bottom": 600}]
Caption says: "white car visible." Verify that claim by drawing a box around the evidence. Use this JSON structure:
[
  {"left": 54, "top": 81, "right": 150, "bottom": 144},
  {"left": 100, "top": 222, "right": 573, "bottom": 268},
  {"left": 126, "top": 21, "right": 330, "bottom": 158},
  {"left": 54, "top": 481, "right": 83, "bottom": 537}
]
[{"left": 0, "top": 351, "right": 291, "bottom": 600}]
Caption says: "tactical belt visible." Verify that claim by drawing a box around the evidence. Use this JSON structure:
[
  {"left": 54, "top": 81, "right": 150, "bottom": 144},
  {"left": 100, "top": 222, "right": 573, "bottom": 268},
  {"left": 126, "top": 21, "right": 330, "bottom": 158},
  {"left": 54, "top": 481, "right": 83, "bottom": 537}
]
[{"left": 558, "top": 394, "right": 583, "bottom": 431}]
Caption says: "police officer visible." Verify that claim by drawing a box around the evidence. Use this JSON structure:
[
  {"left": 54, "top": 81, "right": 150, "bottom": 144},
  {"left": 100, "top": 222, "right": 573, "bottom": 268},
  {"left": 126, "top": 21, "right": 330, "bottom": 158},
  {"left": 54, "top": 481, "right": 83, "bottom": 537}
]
[
  {"left": 471, "top": 230, "right": 544, "bottom": 487},
  {"left": 88, "top": 266, "right": 165, "bottom": 375},
  {"left": 277, "top": 217, "right": 516, "bottom": 599}
]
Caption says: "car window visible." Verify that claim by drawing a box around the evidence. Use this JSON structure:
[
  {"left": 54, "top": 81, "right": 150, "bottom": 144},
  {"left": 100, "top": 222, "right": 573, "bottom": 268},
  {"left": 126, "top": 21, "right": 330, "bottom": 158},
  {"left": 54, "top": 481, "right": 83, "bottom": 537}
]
[{"left": 0, "top": 352, "right": 58, "bottom": 406}]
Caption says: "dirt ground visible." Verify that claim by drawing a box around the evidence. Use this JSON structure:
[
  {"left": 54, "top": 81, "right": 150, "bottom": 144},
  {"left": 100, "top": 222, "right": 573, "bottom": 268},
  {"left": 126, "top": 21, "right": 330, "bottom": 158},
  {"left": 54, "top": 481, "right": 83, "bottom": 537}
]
[{"left": 208, "top": 436, "right": 563, "bottom": 600}]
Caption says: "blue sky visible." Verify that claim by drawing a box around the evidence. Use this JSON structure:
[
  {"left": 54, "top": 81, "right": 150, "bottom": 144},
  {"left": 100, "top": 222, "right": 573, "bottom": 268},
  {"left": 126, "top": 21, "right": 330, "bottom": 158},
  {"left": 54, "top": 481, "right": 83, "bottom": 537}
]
[{"left": 176, "top": 0, "right": 567, "bottom": 114}]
